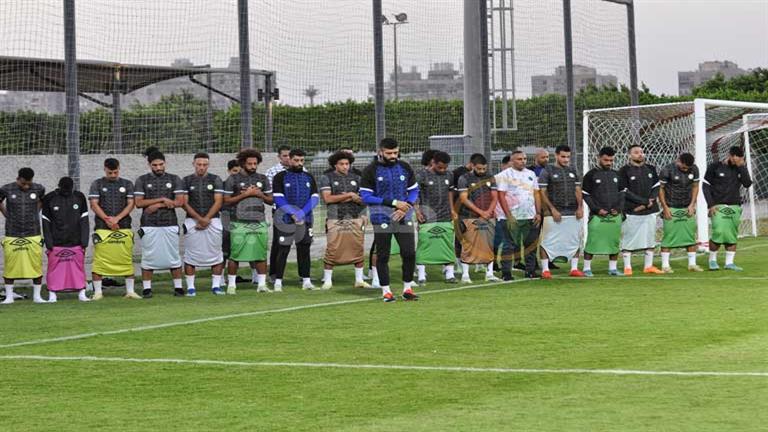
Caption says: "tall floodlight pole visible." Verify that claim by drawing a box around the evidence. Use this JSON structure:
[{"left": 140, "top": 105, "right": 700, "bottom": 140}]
[
  {"left": 373, "top": 0, "right": 386, "bottom": 144},
  {"left": 562, "top": 0, "right": 576, "bottom": 151},
  {"left": 383, "top": 13, "right": 408, "bottom": 101},
  {"left": 63, "top": 0, "right": 80, "bottom": 189},
  {"left": 464, "top": 0, "right": 487, "bottom": 158},
  {"left": 238, "top": 0, "right": 253, "bottom": 148}
]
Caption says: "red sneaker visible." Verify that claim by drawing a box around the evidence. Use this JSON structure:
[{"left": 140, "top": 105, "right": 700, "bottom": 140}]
[
  {"left": 541, "top": 270, "right": 552, "bottom": 280},
  {"left": 569, "top": 269, "right": 585, "bottom": 277},
  {"left": 382, "top": 292, "right": 396, "bottom": 303},
  {"left": 402, "top": 289, "right": 419, "bottom": 301}
]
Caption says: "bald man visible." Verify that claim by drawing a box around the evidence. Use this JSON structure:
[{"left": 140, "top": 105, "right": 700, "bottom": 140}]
[{"left": 528, "top": 148, "right": 550, "bottom": 177}]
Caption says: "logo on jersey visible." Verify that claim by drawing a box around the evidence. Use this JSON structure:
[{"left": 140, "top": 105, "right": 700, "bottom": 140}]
[
  {"left": 350, "top": 180, "right": 357, "bottom": 186},
  {"left": 73, "top": 204, "right": 79, "bottom": 210},
  {"left": 29, "top": 193, "right": 36, "bottom": 199},
  {"left": 53, "top": 206, "right": 59, "bottom": 211},
  {"left": 256, "top": 182, "right": 263, "bottom": 188},
  {"left": 399, "top": 175, "right": 405, "bottom": 181},
  {"left": 688, "top": 174, "right": 694, "bottom": 180},
  {"left": 569, "top": 173, "right": 575, "bottom": 178},
  {"left": 207, "top": 184, "right": 214, "bottom": 190},
  {"left": 166, "top": 183, "right": 172, "bottom": 189},
  {"left": 119, "top": 187, "right": 126, "bottom": 193}
]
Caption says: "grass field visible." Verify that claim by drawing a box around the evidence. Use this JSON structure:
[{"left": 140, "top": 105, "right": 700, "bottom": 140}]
[{"left": 1, "top": 238, "right": 767, "bottom": 431}]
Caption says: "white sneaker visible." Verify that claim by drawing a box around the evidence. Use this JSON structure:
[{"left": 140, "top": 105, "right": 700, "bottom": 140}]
[
  {"left": 273, "top": 280, "right": 283, "bottom": 292},
  {"left": 461, "top": 275, "right": 472, "bottom": 284},
  {"left": 302, "top": 281, "right": 317, "bottom": 291},
  {"left": 1, "top": 297, "right": 14, "bottom": 305},
  {"left": 256, "top": 284, "right": 271, "bottom": 293},
  {"left": 321, "top": 280, "right": 333, "bottom": 290},
  {"left": 485, "top": 274, "right": 502, "bottom": 282},
  {"left": 354, "top": 280, "right": 372, "bottom": 289},
  {"left": 33, "top": 297, "right": 48, "bottom": 304},
  {"left": 92, "top": 292, "right": 104, "bottom": 301},
  {"left": 226, "top": 286, "right": 237, "bottom": 295},
  {"left": 372, "top": 279, "right": 381, "bottom": 289}
]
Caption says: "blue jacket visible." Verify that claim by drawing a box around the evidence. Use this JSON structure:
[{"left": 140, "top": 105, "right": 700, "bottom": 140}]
[
  {"left": 272, "top": 170, "right": 319, "bottom": 224},
  {"left": 360, "top": 159, "right": 419, "bottom": 225}
]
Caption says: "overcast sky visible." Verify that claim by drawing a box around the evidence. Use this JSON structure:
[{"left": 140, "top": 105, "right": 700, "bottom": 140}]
[{"left": 0, "top": 0, "right": 765, "bottom": 104}]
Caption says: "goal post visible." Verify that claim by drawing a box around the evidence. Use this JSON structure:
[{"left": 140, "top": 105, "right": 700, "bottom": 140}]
[{"left": 583, "top": 98, "right": 768, "bottom": 247}]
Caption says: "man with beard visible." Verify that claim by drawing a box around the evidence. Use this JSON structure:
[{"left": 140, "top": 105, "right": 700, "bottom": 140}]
[
  {"left": 618, "top": 145, "right": 663, "bottom": 275},
  {"left": 134, "top": 147, "right": 186, "bottom": 298},
  {"left": 266, "top": 145, "right": 291, "bottom": 283},
  {"left": 182, "top": 152, "right": 225, "bottom": 296},
  {"left": 415, "top": 150, "right": 457, "bottom": 285},
  {"left": 42, "top": 177, "right": 90, "bottom": 302},
  {"left": 223, "top": 149, "right": 272, "bottom": 293},
  {"left": 658, "top": 152, "right": 703, "bottom": 272},
  {"left": 320, "top": 150, "right": 369, "bottom": 289},
  {"left": 538, "top": 145, "right": 585, "bottom": 279},
  {"left": 704, "top": 146, "right": 753, "bottom": 271},
  {"left": 272, "top": 149, "right": 319, "bottom": 291},
  {"left": 89, "top": 158, "right": 139, "bottom": 300},
  {"left": 528, "top": 148, "right": 550, "bottom": 177},
  {"left": 0, "top": 168, "right": 47, "bottom": 304},
  {"left": 456, "top": 153, "right": 500, "bottom": 283},
  {"left": 582, "top": 146, "right": 625, "bottom": 277},
  {"left": 360, "top": 138, "right": 420, "bottom": 302}
]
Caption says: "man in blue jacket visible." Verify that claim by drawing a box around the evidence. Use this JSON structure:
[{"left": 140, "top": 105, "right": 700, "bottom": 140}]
[
  {"left": 272, "top": 149, "right": 319, "bottom": 291},
  {"left": 360, "top": 138, "right": 420, "bottom": 303}
]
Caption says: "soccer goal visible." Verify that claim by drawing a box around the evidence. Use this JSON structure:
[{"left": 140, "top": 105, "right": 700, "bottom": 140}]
[{"left": 582, "top": 98, "right": 768, "bottom": 245}]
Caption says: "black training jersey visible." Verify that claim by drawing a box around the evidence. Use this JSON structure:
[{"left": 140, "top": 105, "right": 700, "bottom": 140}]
[
  {"left": 581, "top": 167, "right": 624, "bottom": 214},
  {"left": 618, "top": 164, "right": 660, "bottom": 215},
  {"left": 134, "top": 172, "right": 185, "bottom": 227},
  {"left": 416, "top": 169, "right": 454, "bottom": 223},
  {"left": 0, "top": 182, "right": 46, "bottom": 237},
  {"left": 319, "top": 170, "right": 365, "bottom": 220},
  {"left": 456, "top": 172, "right": 496, "bottom": 218},
  {"left": 703, "top": 161, "right": 752, "bottom": 207},
  {"left": 182, "top": 173, "right": 225, "bottom": 218},
  {"left": 88, "top": 177, "right": 134, "bottom": 230},
  {"left": 658, "top": 163, "right": 699, "bottom": 208},
  {"left": 42, "top": 189, "right": 89, "bottom": 248},
  {"left": 224, "top": 171, "right": 271, "bottom": 222},
  {"left": 538, "top": 164, "right": 580, "bottom": 215}
]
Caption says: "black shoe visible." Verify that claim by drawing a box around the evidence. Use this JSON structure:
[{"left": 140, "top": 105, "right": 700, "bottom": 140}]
[
  {"left": 502, "top": 272, "right": 514, "bottom": 281},
  {"left": 514, "top": 262, "right": 526, "bottom": 271},
  {"left": 525, "top": 271, "right": 540, "bottom": 279},
  {"left": 142, "top": 288, "right": 153, "bottom": 298},
  {"left": 402, "top": 290, "right": 420, "bottom": 301},
  {"left": 174, "top": 288, "right": 185, "bottom": 297},
  {"left": 549, "top": 262, "right": 561, "bottom": 270}
]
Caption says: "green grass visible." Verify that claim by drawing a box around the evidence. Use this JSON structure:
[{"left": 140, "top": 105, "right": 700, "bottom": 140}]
[{"left": 1, "top": 238, "right": 767, "bottom": 431}]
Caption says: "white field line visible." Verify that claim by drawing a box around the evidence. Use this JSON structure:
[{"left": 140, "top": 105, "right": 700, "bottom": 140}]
[
  {"left": 0, "top": 279, "right": 529, "bottom": 350},
  {"left": 1, "top": 354, "right": 768, "bottom": 378}
]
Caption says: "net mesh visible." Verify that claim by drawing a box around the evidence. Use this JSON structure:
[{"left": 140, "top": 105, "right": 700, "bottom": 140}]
[{"left": 584, "top": 101, "right": 768, "bottom": 237}]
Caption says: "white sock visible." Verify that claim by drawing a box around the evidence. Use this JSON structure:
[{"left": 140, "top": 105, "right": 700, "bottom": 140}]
[
  {"left": 125, "top": 278, "right": 135, "bottom": 295},
  {"left": 622, "top": 252, "right": 632, "bottom": 270},
  {"left": 33, "top": 284, "right": 43, "bottom": 300},
  {"left": 661, "top": 252, "right": 671, "bottom": 268},
  {"left": 3, "top": 284, "right": 13, "bottom": 302},
  {"left": 256, "top": 274, "right": 266, "bottom": 286},
  {"left": 403, "top": 280, "right": 413, "bottom": 292},
  {"left": 173, "top": 278, "right": 183, "bottom": 289},
  {"left": 417, "top": 265, "right": 426, "bottom": 280},
  {"left": 93, "top": 280, "right": 103, "bottom": 296},
  {"left": 142, "top": 280, "right": 152, "bottom": 290},
  {"left": 541, "top": 259, "right": 550, "bottom": 272},
  {"left": 185, "top": 275, "right": 195, "bottom": 289},
  {"left": 323, "top": 269, "right": 333, "bottom": 283},
  {"left": 644, "top": 250, "right": 654, "bottom": 269},
  {"left": 381, "top": 285, "right": 392, "bottom": 296},
  {"left": 354, "top": 267, "right": 364, "bottom": 283},
  {"left": 709, "top": 251, "right": 718, "bottom": 262},
  {"left": 487, "top": 262, "right": 494, "bottom": 274},
  {"left": 725, "top": 251, "right": 736, "bottom": 266},
  {"left": 227, "top": 275, "right": 237, "bottom": 287},
  {"left": 212, "top": 274, "right": 222, "bottom": 288},
  {"left": 461, "top": 263, "right": 470, "bottom": 277},
  {"left": 251, "top": 269, "right": 258, "bottom": 281},
  {"left": 371, "top": 266, "right": 379, "bottom": 285},
  {"left": 609, "top": 260, "right": 618, "bottom": 271},
  {"left": 688, "top": 252, "right": 697, "bottom": 267},
  {"left": 274, "top": 278, "right": 283, "bottom": 287},
  {"left": 570, "top": 257, "right": 579, "bottom": 271},
  {"left": 444, "top": 265, "right": 455, "bottom": 279},
  {"left": 583, "top": 259, "right": 592, "bottom": 272},
  {"left": 303, "top": 277, "right": 312, "bottom": 285}
]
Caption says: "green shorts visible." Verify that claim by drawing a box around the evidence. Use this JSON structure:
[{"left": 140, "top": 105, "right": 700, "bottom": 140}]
[
  {"left": 661, "top": 208, "right": 697, "bottom": 249},
  {"left": 585, "top": 214, "right": 622, "bottom": 255},
  {"left": 710, "top": 205, "right": 742, "bottom": 245},
  {"left": 416, "top": 221, "right": 456, "bottom": 265},
  {"left": 230, "top": 221, "right": 268, "bottom": 262}
]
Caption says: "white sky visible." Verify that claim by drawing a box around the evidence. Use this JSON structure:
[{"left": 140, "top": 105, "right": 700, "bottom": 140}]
[{"left": 0, "top": 0, "right": 765, "bottom": 104}]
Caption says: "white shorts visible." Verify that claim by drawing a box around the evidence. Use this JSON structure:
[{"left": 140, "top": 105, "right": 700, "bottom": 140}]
[
  {"left": 540, "top": 215, "right": 583, "bottom": 260},
  {"left": 140, "top": 225, "right": 182, "bottom": 270},
  {"left": 621, "top": 214, "right": 658, "bottom": 251},
  {"left": 183, "top": 217, "right": 223, "bottom": 267}
]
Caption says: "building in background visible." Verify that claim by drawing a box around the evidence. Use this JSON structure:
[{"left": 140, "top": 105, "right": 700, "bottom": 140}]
[
  {"left": 368, "top": 62, "right": 464, "bottom": 101},
  {"left": 678, "top": 60, "right": 747, "bottom": 96},
  {"left": 531, "top": 65, "right": 618, "bottom": 97}
]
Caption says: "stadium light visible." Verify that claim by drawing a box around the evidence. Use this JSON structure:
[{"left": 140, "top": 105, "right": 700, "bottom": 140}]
[{"left": 382, "top": 12, "right": 409, "bottom": 101}]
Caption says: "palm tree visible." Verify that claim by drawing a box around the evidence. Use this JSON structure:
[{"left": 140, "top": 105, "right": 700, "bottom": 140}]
[{"left": 304, "top": 85, "right": 319, "bottom": 106}]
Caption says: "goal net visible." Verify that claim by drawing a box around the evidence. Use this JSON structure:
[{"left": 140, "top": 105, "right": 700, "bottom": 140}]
[{"left": 583, "top": 99, "right": 768, "bottom": 245}]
